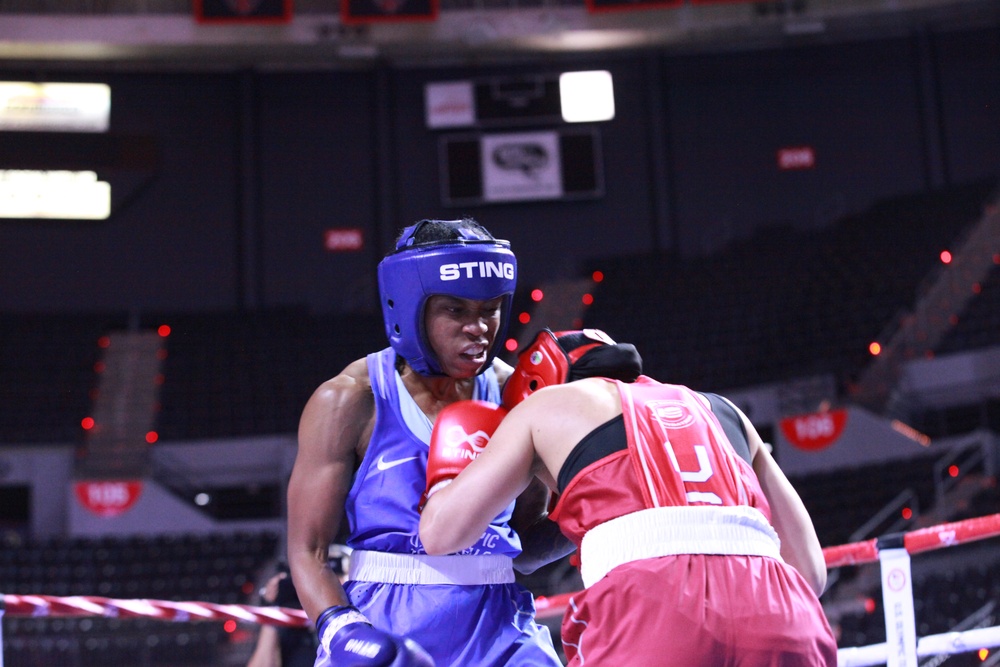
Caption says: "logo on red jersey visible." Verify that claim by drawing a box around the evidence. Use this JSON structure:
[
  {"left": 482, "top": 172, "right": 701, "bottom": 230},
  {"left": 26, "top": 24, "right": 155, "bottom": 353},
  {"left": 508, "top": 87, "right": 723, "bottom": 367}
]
[{"left": 647, "top": 400, "right": 696, "bottom": 429}]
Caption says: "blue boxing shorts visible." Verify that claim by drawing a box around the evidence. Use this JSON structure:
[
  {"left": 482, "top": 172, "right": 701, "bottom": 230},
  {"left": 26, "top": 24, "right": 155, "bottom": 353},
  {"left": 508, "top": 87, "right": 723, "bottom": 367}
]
[{"left": 339, "top": 551, "right": 562, "bottom": 667}]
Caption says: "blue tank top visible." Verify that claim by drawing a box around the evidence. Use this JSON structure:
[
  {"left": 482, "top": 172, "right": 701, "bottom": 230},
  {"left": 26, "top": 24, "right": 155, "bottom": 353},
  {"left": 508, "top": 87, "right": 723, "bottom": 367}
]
[{"left": 343, "top": 348, "right": 521, "bottom": 556}]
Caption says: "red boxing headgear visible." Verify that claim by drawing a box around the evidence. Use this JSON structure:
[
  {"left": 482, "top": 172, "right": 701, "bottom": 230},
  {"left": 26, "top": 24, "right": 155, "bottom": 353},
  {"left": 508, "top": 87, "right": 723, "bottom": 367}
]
[{"left": 501, "top": 328, "right": 642, "bottom": 408}]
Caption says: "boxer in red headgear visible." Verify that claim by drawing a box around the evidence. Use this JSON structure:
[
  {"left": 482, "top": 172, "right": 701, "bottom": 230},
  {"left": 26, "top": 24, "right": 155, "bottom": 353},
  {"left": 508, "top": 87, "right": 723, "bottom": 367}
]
[{"left": 421, "top": 328, "right": 837, "bottom": 667}]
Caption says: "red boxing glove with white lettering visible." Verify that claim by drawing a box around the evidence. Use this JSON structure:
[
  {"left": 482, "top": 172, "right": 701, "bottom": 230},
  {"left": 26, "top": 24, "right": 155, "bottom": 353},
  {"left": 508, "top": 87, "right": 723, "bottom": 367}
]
[{"left": 422, "top": 400, "right": 507, "bottom": 509}]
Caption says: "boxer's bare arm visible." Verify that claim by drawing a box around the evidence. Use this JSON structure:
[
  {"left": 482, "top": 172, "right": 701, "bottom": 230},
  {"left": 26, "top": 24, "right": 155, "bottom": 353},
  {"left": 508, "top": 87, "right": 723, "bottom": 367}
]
[
  {"left": 287, "top": 359, "right": 374, "bottom": 623},
  {"left": 735, "top": 405, "right": 828, "bottom": 595}
]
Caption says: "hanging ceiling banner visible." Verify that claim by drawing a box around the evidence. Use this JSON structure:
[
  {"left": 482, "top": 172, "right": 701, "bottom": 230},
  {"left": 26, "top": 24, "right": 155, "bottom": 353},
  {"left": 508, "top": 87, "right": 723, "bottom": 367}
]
[
  {"left": 342, "top": 0, "right": 438, "bottom": 25},
  {"left": 193, "top": 0, "right": 293, "bottom": 24}
]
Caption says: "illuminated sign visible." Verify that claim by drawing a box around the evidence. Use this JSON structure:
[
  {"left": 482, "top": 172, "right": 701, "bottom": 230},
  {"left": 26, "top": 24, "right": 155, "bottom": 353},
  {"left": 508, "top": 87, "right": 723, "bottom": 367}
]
[
  {"left": 0, "top": 170, "right": 111, "bottom": 219},
  {"left": 425, "top": 71, "right": 615, "bottom": 129},
  {"left": 560, "top": 71, "right": 615, "bottom": 122},
  {"left": 0, "top": 82, "right": 110, "bottom": 133},
  {"left": 777, "top": 146, "right": 816, "bottom": 170}
]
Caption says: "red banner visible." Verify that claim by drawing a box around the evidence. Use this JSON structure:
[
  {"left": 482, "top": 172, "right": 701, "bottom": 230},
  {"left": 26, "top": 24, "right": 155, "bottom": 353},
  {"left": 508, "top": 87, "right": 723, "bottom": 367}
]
[
  {"left": 74, "top": 480, "right": 143, "bottom": 517},
  {"left": 779, "top": 409, "right": 848, "bottom": 451}
]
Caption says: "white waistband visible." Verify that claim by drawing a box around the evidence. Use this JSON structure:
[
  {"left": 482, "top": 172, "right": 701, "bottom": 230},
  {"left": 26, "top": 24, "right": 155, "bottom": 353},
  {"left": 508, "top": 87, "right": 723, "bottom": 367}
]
[
  {"left": 579, "top": 505, "right": 783, "bottom": 588},
  {"left": 348, "top": 550, "right": 516, "bottom": 586}
]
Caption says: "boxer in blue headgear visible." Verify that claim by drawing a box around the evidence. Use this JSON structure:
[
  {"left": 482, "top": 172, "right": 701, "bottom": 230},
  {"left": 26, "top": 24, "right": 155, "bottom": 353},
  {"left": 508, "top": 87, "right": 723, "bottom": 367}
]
[
  {"left": 378, "top": 219, "right": 517, "bottom": 376},
  {"left": 288, "top": 217, "right": 567, "bottom": 667}
]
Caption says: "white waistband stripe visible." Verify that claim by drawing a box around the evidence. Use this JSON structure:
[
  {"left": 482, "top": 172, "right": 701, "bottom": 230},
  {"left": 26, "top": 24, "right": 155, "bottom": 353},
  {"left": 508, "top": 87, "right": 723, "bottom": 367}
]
[
  {"left": 579, "top": 505, "right": 782, "bottom": 588},
  {"left": 348, "top": 550, "right": 516, "bottom": 586}
]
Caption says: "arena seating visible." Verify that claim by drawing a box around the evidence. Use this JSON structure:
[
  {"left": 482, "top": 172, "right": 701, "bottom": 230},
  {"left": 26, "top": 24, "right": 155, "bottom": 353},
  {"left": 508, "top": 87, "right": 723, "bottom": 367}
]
[
  {"left": 581, "top": 177, "right": 1000, "bottom": 396},
  {"left": 1, "top": 180, "right": 998, "bottom": 665},
  {"left": 0, "top": 531, "right": 280, "bottom": 666}
]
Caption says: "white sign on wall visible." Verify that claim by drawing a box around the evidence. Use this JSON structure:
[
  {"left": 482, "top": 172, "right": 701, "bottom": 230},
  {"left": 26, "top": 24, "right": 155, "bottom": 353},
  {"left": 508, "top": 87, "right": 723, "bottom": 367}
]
[
  {"left": 425, "top": 81, "right": 475, "bottom": 129},
  {"left": 0, "top": 82, "right": 111, "bottom": 132},
  {"left": 0, "top": 170, "right": 111, "bottom": 219},
  {"left": 480, "top": 131, "right": 563, "bottom": 202}
]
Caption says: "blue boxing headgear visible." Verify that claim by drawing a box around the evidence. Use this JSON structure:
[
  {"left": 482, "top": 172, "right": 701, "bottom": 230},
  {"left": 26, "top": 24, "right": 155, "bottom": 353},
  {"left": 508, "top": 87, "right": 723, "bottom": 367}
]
[{"left": 378, "top": 219, "right": 517, "bottom": 376}]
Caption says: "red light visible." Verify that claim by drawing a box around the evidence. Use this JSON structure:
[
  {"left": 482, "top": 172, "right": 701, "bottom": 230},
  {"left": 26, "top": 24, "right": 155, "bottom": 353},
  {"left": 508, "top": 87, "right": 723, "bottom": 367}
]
[
  {"left": 901, "top": 507, "right": 912, "bottom": 520},
  {"left": 242, "top": 582, "right": 255, "bottom": 595},
  {"left": 940, "top": 250, "right": 952, "bottom": 264},
  {"left": 145, "top": 431, "right": 158, "bottom": 444},
  {"left": 869, "top": 342, "right": 881, "bottom": 356},
  {"left": 994, "top": 254, "right": 1000, "bottom": 265},
  {"left": 157, "top": 324, "right": 171, "bottom": 337},
  {"left": 972, "top": 282, "right": 982, "bottom": 294},
  {"left": 81, "top": 417, "right": 95, "bottom": 430},
  {"left": 864, "top": 598, "right": 876, "bottom": 614},
  {"left": 518, "top": 312, "right": 531, "bottom": 324},
  {"left": 530, "top": 289, "right": 544, "bottom": 302},
  {"left": 94, "top": 361, "right": 106, "bottom": 373},
  {"left": 592, "top": 270, "right": 604, "bottom": 282},
  {"left": 224, "top": 619, "right": 237, "bottom": 633},
  {"left": 582, "top": 293, "right": 594, "bottom": 306},
  {"left": 156, "top": 349, "right": 168, "bottom": 360},
  {"left": 948, "top": 464, "right": 959, "bottom": 477},
  {"left": 97, "top": 336, "right": 110, "bottom": 348},
  {"left": 505, "top": 338, "right": 518, "bottom": 352},
  {"left": 572, "top": 318, "right": 583, "bottom": 328},
  {"left": 154, "top": 374, "right": 165, "bottom": 386}
]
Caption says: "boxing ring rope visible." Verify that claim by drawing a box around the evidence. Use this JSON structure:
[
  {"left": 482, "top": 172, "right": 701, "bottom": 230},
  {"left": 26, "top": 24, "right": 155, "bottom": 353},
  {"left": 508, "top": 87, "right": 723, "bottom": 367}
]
[{"left": 2, "top": 513, "right": 999, "bottom": 666}]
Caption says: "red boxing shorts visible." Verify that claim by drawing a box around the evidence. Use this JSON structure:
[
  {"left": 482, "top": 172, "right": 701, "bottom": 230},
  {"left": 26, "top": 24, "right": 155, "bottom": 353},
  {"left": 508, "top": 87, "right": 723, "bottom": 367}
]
[{"left": 561, "top": 553, "right": 838, "bottom": 666}]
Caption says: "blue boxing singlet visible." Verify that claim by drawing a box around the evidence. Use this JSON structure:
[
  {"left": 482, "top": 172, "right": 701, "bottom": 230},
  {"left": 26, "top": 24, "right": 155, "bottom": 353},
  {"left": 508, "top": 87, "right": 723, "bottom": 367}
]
[
  {"left": 331, "top": 348, "right": 561, "bottom": 667},
  {"left": 344, "top": 347, "right": 520, "bottom": 556}
]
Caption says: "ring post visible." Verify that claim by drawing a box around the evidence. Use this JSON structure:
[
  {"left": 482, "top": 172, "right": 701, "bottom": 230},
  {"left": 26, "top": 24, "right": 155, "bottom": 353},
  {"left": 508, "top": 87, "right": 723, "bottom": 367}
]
[{"left": 877, "top": 534, "right": 918, "bottom": 667}]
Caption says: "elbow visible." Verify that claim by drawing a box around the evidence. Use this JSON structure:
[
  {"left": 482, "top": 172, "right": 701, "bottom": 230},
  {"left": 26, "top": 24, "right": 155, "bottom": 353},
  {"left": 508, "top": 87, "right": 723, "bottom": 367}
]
[
  {"left": 417, "top": 509, "right": 450, "bottom": 556},
  {"left": 420, "top": 533, "right": 449, "bottom": 556},
  {"left": 810, "top": 566, "right": 828, "bottom": 598}
]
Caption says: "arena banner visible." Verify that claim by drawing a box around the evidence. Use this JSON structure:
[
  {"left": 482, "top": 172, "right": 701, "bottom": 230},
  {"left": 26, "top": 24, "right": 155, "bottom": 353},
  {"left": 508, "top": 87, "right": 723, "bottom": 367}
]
[
  {"left": 341, "top": 0, "right": 438, "bottom": 24},
  {"left": 193, "top": 0, "right": 293, "bottom": 24},
  {"left": 584, "top": 0, "right": 680, "bottom": 14},
  {"left": 74, "top": 480, "right": 143, "bottom": 518},
  {"left": 779, "top": 409, "right": 848, "bottom": 451}
]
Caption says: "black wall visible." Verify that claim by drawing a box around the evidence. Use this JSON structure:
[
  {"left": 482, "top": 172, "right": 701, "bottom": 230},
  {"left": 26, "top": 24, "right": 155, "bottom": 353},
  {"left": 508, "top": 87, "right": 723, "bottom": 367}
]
[{"left": 1, "top": 23, "right": 997, "bottom": 316}]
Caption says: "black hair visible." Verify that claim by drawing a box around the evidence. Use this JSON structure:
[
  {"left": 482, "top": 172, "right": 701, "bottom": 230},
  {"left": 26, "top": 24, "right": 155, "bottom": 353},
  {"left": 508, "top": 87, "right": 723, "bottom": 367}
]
[{"left": 405, "top": 217, "right": 494, "bottom": 245}]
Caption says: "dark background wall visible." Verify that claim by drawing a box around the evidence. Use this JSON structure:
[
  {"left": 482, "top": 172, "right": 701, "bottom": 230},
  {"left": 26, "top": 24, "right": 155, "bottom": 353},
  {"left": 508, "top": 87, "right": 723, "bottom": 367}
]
[{"left": 1, "top": 23, "right": 997, "bottom": 316}]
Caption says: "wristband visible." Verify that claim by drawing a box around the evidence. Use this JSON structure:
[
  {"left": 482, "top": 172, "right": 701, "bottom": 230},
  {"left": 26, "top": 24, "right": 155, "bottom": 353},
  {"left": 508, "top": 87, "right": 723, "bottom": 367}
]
[{"left": 316, "top": 604, "right": 371, "bottom": 652}]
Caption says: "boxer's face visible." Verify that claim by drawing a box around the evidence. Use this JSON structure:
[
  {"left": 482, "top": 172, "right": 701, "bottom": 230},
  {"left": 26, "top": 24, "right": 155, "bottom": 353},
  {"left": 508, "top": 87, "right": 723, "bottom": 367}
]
[{"left": 424, "top": 294, "right": 503, "bottom": 378}]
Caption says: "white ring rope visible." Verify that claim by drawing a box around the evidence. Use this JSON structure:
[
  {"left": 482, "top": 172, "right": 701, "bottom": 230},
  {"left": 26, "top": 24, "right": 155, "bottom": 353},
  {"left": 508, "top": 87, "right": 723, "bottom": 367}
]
[{"left": 837, "top": 625, "right": 1000, "bottom": 667}]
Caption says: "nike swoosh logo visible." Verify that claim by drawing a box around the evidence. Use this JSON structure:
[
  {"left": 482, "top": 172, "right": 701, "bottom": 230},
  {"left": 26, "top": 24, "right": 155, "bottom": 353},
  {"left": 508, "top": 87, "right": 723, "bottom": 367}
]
[{"left": 376, "top": 455, "right": 418, "bottom": 471}]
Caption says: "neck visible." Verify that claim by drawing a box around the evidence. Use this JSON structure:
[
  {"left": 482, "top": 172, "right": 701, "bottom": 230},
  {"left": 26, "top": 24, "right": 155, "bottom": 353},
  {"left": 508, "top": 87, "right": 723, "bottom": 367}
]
[{"left": 399, "top": 365, "right": 476, "bottom": 419}]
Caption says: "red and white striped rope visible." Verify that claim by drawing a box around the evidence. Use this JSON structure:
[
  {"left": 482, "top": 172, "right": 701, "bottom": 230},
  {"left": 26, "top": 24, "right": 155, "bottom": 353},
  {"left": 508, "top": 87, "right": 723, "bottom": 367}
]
[
  {"left": 2, "top": 512, "right": 997, "bottom": 628},
  {"left": 1, "top": 595, "right": 310, "bottom": 628}
]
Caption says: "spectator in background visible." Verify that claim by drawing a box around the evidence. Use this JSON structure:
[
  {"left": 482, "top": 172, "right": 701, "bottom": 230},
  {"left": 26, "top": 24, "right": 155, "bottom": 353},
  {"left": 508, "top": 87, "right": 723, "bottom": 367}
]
[{"left": 247, "top": 562, "right": 317, "bottom": 667}]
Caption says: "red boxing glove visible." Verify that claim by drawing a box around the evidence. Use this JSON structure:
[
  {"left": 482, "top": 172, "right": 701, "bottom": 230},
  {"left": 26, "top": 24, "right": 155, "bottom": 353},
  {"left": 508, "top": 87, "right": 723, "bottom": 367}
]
[{"left": 422, "top": 400, "right": 507, "bottom": 508}]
